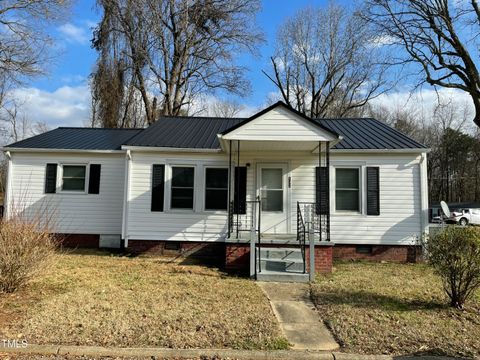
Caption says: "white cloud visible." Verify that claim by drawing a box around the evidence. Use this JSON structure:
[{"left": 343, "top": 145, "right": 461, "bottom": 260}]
[
  {"left": 371, "top": 87, "right": 473, "bottom": 114},
  {"left": 58, "top": 23, "right": 90, "bottom": 45},
  {"left": 9, "top": 85, "right": 91, "bottom": 128}
]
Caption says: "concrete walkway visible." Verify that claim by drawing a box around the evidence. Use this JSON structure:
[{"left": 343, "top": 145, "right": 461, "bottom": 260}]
[{"left": 257, "top": 281, "right": 339, "bottom": 351}]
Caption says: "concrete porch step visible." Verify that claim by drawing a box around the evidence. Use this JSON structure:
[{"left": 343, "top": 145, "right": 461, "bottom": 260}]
[
  {"left": 256, "top": 270, "right": 310, "bottom": 283},
  {"left": 258, "top": 247, "right": 304, "bottom": 260},
  {"left": 259, "top": 258, "right": 305, "bottom": 272}
]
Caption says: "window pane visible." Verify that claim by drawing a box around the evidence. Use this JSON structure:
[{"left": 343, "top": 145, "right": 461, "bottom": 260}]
[
  {"left": 261, "top": 168, "right": 282, "bottom": 189},
  {"left": 171, "top": 188, "right": 194, "bottom": 209},
  {"left": 205, "top": 189, "right": 228, "bottom": 210},
  {"left": 206, "top": 168, "right": 228, "bottom": 189},
  {"left": 63, "top": 178, "right": 85, "bottom": 191},
  {"left": 261, "top": 190, "right": 283, "bottom": 211},
  {"left": 63, "top": 166, "right": 86, "bottom": 178},
  {"left": 336, "top": 190, "right": 359, "bottom": 211},
  {"left": 336, "top": 168, "right": 359, "bottom": 189},
  {"left": 172, "top": 167, "right": 194, "bottom": 187}
]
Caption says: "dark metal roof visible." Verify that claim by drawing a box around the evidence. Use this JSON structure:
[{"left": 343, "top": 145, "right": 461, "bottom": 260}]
[
  {"left": 125, "top": 116, "right": 426, "bottom": 150},
  {"left": 3, "top": 114, "right": 427, "bottom": 151},
  {"left": 5, "top": 127, "right": 143, "bottom": 150},
  {"left": 125, "top": 116, "right": 242, "bottom": 148},
  {"left": 317, "top": 118, "right": 427, "bottom": 150}
]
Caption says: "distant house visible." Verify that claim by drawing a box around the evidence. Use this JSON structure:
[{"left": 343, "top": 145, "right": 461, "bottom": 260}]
[{"left": 2, "top": 102, "right": 429, "bottom": 281}]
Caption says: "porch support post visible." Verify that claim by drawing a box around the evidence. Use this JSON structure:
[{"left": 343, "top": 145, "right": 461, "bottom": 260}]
[
  {"left": 227, "top": 140, "right": 232, "bottom": 238},
  {"left": 236, "top": 140, "right": 240, "bottom": 239},
  {"left": 318, "top": 141, "right": 322, "bottom": 241},
  {"left": 250, "top": 203, "right": 256, "bottom": 279},
  {"left": 309, "top": 222, "right": 315, "bottom": 282},
  {"left": 326, "top": 141, "right": 331, "bottom": 242}
]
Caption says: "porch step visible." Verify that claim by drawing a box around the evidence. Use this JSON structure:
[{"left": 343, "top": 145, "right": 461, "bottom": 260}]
[
  {"left": 257, "top": 247, "right": 306, "bottom": 276},
  {"left": 259, "top": 248, "right": 303, "bottom": 260},
  {"left": 256, "top": 270, "right": 310, "bottom": 283},
  {"left": 259, "top": 258, "right": 305, "bottom": 272}
]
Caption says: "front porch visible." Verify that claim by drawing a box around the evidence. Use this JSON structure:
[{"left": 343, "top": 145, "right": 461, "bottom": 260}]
[{"left": 221, "top": 135, "right": 337, "bottom": 281}]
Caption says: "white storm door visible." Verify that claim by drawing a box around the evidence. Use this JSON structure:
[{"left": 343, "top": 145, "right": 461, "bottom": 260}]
[{"left": 257, "top": 163, "right": 288, "bottom": 234}]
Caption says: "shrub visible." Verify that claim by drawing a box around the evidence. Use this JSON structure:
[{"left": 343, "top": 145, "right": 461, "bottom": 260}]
[
  {"left": 0, "top": 218, "right": 57, "bottom": 293},
  {"left": 426, "top": 226, "right": 480, "bottom": 309}
]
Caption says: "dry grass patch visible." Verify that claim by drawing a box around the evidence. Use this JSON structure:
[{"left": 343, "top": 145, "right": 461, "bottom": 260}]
[
  {"left": 311, "top": 262, "right": 480, "bottom": 358},
  {"left": 0, "top": 250, "right": 288, "bottom": 350}
]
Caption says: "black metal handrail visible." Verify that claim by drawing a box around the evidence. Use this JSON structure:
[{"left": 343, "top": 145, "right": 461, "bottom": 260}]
[{"left": 297, "top": 202, "right": 307, "bottom": 273}]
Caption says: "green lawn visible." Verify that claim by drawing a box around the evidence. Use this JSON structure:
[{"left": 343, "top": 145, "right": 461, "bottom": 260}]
[
  {"left": 0, "top": 250, "right": 288, "bottom": 350},
  {"left": 311, "top": 262, "right": 480, "bottom": 358}
]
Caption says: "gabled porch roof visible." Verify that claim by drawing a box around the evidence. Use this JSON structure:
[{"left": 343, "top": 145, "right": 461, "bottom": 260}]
[{"left": 218, "top": 102, "right": 341, "bottom": 152}]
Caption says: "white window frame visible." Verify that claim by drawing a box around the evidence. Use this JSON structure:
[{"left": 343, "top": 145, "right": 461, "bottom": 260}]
[
  {"left": 203, "top": 166, "right": 229, "bottom": 213},
  {"left": 334, "top": 166, "right": 362, "bottom": 214},
  {"left": 58, "top": 163, "right": 89, "bottom": 194},
  {"left": 168, "top": 165, "right": 196, "bottom": 212}
]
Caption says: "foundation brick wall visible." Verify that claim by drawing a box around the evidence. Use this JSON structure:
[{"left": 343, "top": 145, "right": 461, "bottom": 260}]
[
  {"left": 127, "top": 240, "right": 225, "bottom": 266},
  {"left": 333, "top": 244, "right": 422, "bottom": 263},
  {"left": 58, "top": 234, "right": 99, "bottom": 248},
  {"left": 303, "top": 245, "right": 334, "bottom": 274}
]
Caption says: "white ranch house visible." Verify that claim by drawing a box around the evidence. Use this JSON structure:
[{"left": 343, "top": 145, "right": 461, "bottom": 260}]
[{"left": 2, "top": 102, "right": 429, "bottom": 281}]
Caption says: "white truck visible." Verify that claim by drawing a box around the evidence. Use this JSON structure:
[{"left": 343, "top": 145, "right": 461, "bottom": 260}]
[{"left": 449, "top": 208, "right": 480, "bottom": 226}]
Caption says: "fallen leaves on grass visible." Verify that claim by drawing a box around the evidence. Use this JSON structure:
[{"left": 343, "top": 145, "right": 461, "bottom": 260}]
[
  {"left": 311, "top": 262, "right": 480, "bottom": 358},
  {"left": 0, "top": 250, "right": 288, "bottom": 350}
]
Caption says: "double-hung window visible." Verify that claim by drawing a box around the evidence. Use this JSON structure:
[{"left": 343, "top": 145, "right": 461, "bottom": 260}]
[
  {"left": 204, "top": 168, "right": 228, "bottom": 211},
  {"left": 170, "top": 166, "right": 195, "bottom": 210},
  {"left": 335, "top": 168, "right": 360, "bottom": 212},
  {"left": 62, "top": 165, "right": 87, "bottom": 192}
]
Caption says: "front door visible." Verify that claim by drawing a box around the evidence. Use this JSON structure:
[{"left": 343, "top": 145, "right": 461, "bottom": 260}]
[{"left": 257, "top": 163, "right": 288, "bottom": 234}]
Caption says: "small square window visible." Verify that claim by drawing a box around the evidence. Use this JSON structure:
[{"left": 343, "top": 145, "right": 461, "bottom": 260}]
[
  {"left": 205, "top": 168, "right": 228, "bottom": 211},
  {"left": 62, "top": 165, "right": 86, "bottom": 191}
]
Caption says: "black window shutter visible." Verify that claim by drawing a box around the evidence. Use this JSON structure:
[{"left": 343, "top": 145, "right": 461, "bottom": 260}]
[
  {"left": 316, "top": 167, "right": 329, "bottom": 215},
  {"left": 151, "top": 164, "right": 165, "bottom": 212},
  {"left": 367, "top": 167, "right": 380, "bottom": 215},
  {"left": 44, "top": 163, "right": 57, "bottom": 194},
  {"left": 88, "top": 164, "right": 101, "bottom": 194},
  {"left": 234, "top": 166, "right": 247, "bottom": 214}
]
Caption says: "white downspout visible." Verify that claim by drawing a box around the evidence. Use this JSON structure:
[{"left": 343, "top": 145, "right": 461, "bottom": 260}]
[
  {"left": 121, "top": 150, "right": 132, "bottom": 248},
  {"left": 3, "top": 151, "right": 12, "bottom": 220},
  {"left": 419, "top": 152, "right": 429, "bottom": 237}
]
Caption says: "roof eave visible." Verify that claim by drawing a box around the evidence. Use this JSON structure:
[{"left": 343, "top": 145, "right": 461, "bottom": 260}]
[
  {"left": 1, "top": 147, "right": 126, "bottom": 154},
  {"left": 121, "top": 145, "right": 222, "bottom": 153},
  {"left": 331, "top": 148, "right": 431, "bottom": 153}
]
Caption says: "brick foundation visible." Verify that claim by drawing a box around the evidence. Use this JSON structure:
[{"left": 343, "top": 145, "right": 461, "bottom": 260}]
[
  {"left": 333, "top": 244, "right": 422, "bottom": 263},
  {"left": 127, "top": 240, "right": 225, "bottom": 266},
  {"left": 58, "top": 234, "right": 100, "bottom": 248}
]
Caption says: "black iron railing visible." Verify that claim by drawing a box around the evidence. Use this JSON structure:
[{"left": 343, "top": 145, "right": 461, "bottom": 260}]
[
  {"left": 296, "top": 202, "right": 307, "bottom": 273},
  {"left": 228, "top": 198, "right": 261, "bottom": 275},
  {"left": 228, "top": 199, "right": 261, "bottom": 240}
]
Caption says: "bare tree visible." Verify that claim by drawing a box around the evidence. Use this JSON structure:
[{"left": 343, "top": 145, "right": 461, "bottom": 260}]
[
  {"left": 0, "top": 0, "right": 71, "bottom": 108},
  {"left": 365, "top": 0, "right": 480, "bottom": 128},
  {"left": 0, "top": 98, "right": 50, "bottom": 144},
  {"left": 206, "top": 99, "right": 245, "bottom": 117},
  {"left": 91, "top": 0, "right": 263, "bottom": 126},
  {"left": 264, "top": 2, "right": 390, "bottom": 118}
]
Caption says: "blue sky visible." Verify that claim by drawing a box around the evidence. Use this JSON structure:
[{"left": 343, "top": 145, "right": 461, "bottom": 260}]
[
  {"left": 16, "top": 0, "right": 473, "bottom": 129},
  {"left": 35, "top": 0, "right": 349, "bottom": 102}
]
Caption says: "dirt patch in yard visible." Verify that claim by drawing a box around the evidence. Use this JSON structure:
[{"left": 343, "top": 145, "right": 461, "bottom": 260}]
[
  {"left": 311, "top": 262, "right": 480, "bottom": 358},
  {"left": 0, "top": 250, "right": 288, "bottom": 350}
]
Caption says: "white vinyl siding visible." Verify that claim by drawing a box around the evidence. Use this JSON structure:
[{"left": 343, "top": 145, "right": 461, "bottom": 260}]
[
  {"left": 7, "top": 152, "right": 125, "bottom": 235},
  {"left": 125, "top": 150, "right": 424, "bottom": 245},
  {"left": 223, "top": 107, "right": 336, "bottom": 142}
]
